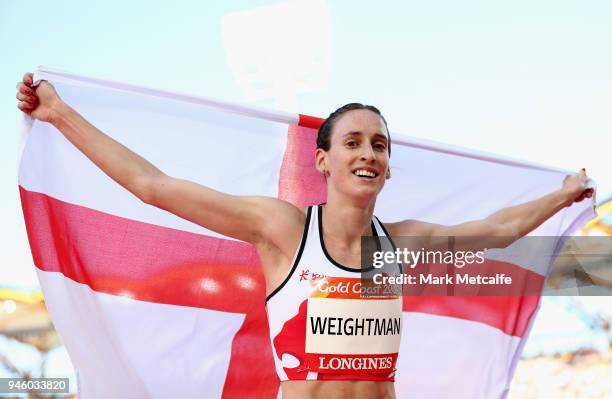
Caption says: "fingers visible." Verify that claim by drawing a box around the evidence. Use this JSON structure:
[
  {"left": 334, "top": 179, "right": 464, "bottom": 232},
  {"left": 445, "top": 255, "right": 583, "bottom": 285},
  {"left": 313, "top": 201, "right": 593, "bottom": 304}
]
[
  {"left": 16, "top": 82, "right": 34, "bottom": 95},
  {"left": 574, "top": 188, "right": 595, "bottom": 202},
  {"left": 22, "top": 72, "right": 34, "bottom": 87},
  {"left": 16, "top": 91, "right": 37, "bottom": 111},
  {"left": 18, "top": 101, "right": 34, "bottom": 111},
  {"left": 16, "top": 73, "right": 37, "bottom": 113},
  {"left": 575, "top": 191, "right": 587, "bottom": 202},
  {"left": 16, "top": 91, "right": 36, "bottom": 104}
]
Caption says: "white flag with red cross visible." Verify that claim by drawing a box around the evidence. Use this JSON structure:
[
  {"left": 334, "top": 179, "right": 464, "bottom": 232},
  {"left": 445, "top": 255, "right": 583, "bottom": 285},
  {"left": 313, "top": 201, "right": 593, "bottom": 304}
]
[{"left": 18, "top": 67, "right": 594, "bottom": 398}]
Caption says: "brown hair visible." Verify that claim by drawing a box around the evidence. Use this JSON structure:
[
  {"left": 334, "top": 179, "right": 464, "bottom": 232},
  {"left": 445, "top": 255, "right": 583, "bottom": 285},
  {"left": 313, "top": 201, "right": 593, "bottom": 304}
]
[{"left": 316, "top": 103, "right": 391, "bottom": 156}]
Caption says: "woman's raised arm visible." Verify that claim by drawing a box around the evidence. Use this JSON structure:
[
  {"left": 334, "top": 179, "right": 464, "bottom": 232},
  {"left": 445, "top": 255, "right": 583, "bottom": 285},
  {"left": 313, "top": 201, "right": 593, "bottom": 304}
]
[{"left": 16, "top": 72, "right": 302, "bottom": 246}]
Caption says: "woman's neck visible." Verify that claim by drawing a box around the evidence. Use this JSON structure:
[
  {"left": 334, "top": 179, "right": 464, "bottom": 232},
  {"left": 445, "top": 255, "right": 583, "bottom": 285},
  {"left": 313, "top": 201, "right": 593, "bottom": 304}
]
[{"left": 321, "top": 195, "right": 376, "bottom": 247}]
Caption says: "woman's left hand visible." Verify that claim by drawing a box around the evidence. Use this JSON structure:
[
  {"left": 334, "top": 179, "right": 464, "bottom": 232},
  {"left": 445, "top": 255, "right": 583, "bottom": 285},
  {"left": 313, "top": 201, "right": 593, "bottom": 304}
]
[{"left": 562, "top": 169, "right": 594, "bottom": 206}]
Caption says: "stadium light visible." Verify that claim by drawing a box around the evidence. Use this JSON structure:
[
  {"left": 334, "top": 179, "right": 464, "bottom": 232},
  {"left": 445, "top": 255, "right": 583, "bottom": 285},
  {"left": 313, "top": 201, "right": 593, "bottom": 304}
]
[{"left": 222, "top": 0, "right": 331, "bottom": 111}]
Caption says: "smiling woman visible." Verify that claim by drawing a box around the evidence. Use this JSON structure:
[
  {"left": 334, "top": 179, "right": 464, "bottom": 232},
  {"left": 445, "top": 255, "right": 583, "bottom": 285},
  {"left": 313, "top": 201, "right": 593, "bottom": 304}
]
[{"left": 314, "top": 103, "right": 392, "bottom": 208}]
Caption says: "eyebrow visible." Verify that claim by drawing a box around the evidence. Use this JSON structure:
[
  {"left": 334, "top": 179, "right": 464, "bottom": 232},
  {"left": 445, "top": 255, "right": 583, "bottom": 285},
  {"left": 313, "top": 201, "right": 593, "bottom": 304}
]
[{"left": 342, "top": 131, "right": 389, "bottom": 141}]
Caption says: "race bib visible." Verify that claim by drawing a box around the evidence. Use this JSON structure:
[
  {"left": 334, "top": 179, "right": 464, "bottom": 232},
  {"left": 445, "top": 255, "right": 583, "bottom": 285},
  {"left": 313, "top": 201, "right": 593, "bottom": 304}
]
[{"left": 305, "top": 277, "right": 403, "bottom": 375}]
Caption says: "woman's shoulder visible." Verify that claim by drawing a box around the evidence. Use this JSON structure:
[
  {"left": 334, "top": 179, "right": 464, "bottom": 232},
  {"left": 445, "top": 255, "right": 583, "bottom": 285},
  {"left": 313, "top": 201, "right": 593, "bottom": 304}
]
[
  {"left": 380, "top": 218, "right": 438, "bottom": 237},
  {"left": 255, "top": 198, "right": 310, "bottom": 234}
]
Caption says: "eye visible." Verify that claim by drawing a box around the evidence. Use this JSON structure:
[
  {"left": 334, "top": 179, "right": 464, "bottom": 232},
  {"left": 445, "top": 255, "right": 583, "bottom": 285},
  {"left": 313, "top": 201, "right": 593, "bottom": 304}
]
[
  {"left": 345, "top": 140, "right": 359, "bottom": 148},
  {"left": 374, "top": 142, "right": 387, "bottom": 151}
]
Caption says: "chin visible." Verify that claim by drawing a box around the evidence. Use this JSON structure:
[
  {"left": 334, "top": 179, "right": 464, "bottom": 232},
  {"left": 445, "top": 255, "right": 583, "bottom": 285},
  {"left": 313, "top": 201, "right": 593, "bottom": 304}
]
[{"left": 348, "top": 186, "right": 382, "bottom": 202}]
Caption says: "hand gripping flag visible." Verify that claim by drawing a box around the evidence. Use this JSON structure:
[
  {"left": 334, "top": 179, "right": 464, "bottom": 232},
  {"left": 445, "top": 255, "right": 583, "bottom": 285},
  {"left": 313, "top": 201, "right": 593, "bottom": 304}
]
[{"left": 18, "top": 67, "right": 595, "bottom": 398}]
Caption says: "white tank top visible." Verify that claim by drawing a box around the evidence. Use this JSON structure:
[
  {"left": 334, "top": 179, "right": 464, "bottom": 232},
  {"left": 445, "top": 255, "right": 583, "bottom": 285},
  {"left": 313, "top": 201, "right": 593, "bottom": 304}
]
[{"left": 266, "top": 205, "right": 403, "bottom": 382}]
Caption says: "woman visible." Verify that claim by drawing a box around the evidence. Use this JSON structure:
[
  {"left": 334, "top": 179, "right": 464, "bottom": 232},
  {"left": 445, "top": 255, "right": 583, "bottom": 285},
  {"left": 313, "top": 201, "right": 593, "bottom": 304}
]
[{"left": 16, "top": 72, "right": 593, "bottom": 399}]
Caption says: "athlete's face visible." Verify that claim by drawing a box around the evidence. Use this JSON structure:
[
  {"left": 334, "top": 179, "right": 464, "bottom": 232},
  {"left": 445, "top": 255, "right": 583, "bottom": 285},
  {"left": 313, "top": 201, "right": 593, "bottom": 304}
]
[{"left": 316, "top": 109, "right": 391, "bottom": 200}]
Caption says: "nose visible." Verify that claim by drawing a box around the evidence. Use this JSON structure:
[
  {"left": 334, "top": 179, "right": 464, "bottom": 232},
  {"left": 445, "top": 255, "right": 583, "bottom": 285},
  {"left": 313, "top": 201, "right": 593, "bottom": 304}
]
[{"left": 360, "top": 144, "right": 376, "bottom": 162}]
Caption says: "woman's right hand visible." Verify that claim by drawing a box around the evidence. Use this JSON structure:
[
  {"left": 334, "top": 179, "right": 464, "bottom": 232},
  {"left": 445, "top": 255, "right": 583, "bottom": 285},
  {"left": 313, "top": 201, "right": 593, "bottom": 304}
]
[{"left": 16, "top": 72, "right": 63, "bottom": 124}]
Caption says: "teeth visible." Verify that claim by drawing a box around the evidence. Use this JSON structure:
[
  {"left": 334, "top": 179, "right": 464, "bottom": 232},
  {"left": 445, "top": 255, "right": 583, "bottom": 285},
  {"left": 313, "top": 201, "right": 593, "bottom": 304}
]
[{"left": 354, "top": 169, "right": 376, "bottom": 178}]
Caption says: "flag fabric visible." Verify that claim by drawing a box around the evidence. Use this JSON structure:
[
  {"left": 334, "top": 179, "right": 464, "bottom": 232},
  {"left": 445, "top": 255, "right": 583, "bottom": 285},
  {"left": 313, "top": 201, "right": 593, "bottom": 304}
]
[{"left": 18, "top": 67, "right": 595, "bottom": 398}]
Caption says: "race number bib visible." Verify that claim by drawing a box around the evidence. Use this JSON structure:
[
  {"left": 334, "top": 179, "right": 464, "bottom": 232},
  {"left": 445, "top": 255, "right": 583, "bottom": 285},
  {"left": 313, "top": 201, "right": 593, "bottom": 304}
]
[{"left": 305, "top": 277, "right": 403, "bottom": 375}]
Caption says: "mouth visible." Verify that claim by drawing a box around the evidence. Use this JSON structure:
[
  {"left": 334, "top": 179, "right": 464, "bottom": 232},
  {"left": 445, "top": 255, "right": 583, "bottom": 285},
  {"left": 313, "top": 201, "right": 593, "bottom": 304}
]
[{"left": 352, "top": 168, "right": 379, "bottom": 179}]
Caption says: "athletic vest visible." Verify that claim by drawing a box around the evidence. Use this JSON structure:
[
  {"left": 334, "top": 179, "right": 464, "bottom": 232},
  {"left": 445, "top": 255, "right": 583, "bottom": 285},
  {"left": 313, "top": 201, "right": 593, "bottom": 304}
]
[{"left": 266, "top": 205, "right": 403, "bottom": 382}]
